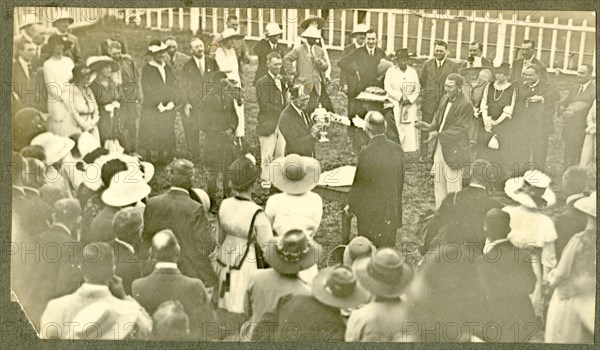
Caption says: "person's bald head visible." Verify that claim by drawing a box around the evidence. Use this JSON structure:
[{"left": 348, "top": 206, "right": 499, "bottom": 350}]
[
  {"left": 364, "top": 111, "right": 386, "bottom": 137},
  {"left": 151, "top": 229, "right": 181, "bottom": 263}
]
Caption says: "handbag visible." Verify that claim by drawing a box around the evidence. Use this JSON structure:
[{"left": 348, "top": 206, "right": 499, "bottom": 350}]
[{"left": 487, "top": 134, "right": 499, "bottom": 149}]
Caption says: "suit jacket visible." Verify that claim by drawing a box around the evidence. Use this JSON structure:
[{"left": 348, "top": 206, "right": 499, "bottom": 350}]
[
  {"left": 553, "top": 194, "right": 588, "bottom": 260},
  {"left": 142, "top": 189, "right": 217, "bottom": 287},
  {"left": 181, "top": 56, "right": 220, "bottom": 108},
  {"left": 419, "top": 58, "right": 460, "bottom": 116},
  {"left": 17, "top": 187, "right": 52, "bottom": 240},
  {"left": 511, "top": 56, "right": 548, "bottom": 82},
  {"left": 252, "top": 39, "right": 286, "bottom": 83},
  {"left": 283, "top": 43, "right": 328, "bottom": 95},
  {"left": 277, "top": 104, "right": 315, "bottom": 157},
  {"left": 337, "top": 46, "right": 386, "bottom": 98},
  {"left": 461, "top": 56, "right": 493, "bottom": 68},
  {"left": 132, "top": 267, "right": 217, "bottom": 339},
  {"left": 429, "top": 92, "right": 473, "bottom": 168},
  {"left": 423, "top": 185, "right": 502, "bottom": 254},
  {"left": 255, "top": 73, "right": 288, "bottom": 136},
  {"left": 560, "top": 81, "right": 596, "bottom": 130},
  {"left": 339, "top": 43, "right": 362, "bottom": 87},
  {"left": 109, "top": 239, "right": 142, "bottom": 296},
  {"left": 12, "top": 58, "right": 41, "bottom": 110},
  {"left": 348, "top": 135, "right": 405, "bottom": 229},
  {"left": 201, "top": 80, "right": 240, "bottom": 135},
  {"left": 86, "top": 205, "right": 120, "bottom": 245},
  {"left": 513, "top": 79, "right": 560, "bottom": 134}
]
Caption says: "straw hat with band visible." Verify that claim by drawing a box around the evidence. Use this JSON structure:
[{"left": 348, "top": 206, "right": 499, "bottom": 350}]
[
  {"left": 300, "top": 16, "right": 325, "bottom": 30},
  {"left": 350, "top": 24, "right": 370, "bottom": 37},
  {"left": 504, "top": 170, "right": 556, "bottom": 209},
  {"left": 147, "top": 39, "right": 168, "bottom": 54},
  {"left": 87, "top": 56, "right": 120, "bottom": 73},
  {"left": 354, "top": 247, "right": 414, "bottom": 298},
  {"left": 269, "top": 154, "right": 321, "bottom": 195},
  {"left": 101, "top": 169, "right": 151, "bottom": 207},
  {"left": 265, "top": 22, "right": 283, "bottom": 37},
  {"left": 30, "top": 132, "right": 75, "bottom": 164},
  {"left": 228, "top": 154, "right": 261, "bottom": 190},
  {"left": 312, "top": 265, "right": 371, "bottom": 309},
  {"left": 263, "top": 229, "right": 323, "bottom": 275},
  {"left": 300, "top": 26, "right": 322, "bottom": 39},
  {"left": 574, "top": 192, "right": 596, "bottom": 218},
  {"left": 343, "top": 236, "right": 376, "bottom": 266},
  {"left": 53, "top": 9, "right": 74, "bottom": 25},
  {"left": 219, "top": 28, "right": 245, "bottom": 43}
]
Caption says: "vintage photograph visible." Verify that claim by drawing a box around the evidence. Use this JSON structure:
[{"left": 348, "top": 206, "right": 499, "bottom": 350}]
[{"left": 9, "top": 5, "right": 596, "bottom": 342}]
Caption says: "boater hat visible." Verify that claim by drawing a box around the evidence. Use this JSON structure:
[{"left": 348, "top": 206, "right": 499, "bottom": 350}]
[
  {"left": 147, "top": 39, "right": 168, "bottom": 54},
  {"left": 87, "top": 56, "right": 120, "bottom": 73},
  {"left": 312, "top": 265, "right": 371, "bottom": 308},
  {"left": 350, "top": 24, "right": 370, "bottom": 36},
  {"left": 269, "top": 154, "right": 321, "bottom": 195},
  {"left": 300, "top": 27, "right": 322, "bottom": 39},
  {"left": 219, "top": 28, "right": 245, "bottom": 42}
]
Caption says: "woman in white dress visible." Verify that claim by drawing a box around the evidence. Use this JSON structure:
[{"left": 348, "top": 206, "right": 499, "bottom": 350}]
[
  {"left": 215, "top": 29, "right": 245, "bottom": 139},
  {"left": 62, "top": 64, "right": 100, "bottom": 143},
  {"left": 579, "top": 100, "right": 596, "bottom": 174},
  {"left": 43, "top": 34, "right": 75, "bottom": 136},
  {"left": 384, "top": 48, "right": 420, "bottom": 152}
]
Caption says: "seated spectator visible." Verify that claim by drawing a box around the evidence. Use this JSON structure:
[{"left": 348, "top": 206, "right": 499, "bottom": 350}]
[
  {"left": 152, "top": 300, "right": 191, "bottom": 341},
  {"left": 109, "top": 207, "right": 144, "bottom": 295}
]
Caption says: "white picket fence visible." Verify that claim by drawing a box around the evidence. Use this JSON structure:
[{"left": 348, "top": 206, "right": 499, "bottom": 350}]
[{"left": 14, "top": 7, "right": 596, "bottom": 75}]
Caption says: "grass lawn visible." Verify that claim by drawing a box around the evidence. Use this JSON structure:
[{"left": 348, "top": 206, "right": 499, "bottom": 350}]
[{"left": 74, "top": 19, "right": 594, "bottom": 268}]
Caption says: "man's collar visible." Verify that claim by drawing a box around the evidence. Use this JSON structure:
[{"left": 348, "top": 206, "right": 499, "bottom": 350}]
[
  {"left": 155, "top": 262, "right": 178, "bottom": 270},
  {"left": 18, "top": 56, "right": 30, "bottom": 68},
  {"left": 483, "top": 238, "right": 509, "bottom": 255},
  {"left": 79, "top": 283, "right": 110, "bottom": 293},
  {"left": 355, "top": 42, "right": 364, "bottom": 49},
  {"left": 291, "top": 103, "right": 303, "bottom": 116},
  {"left": 566, "top": 192, "right": 587, "bottom": 205},
  {"left": 149, "top": 60, "right": 165, "bottom": 69},
  {"left": 170, "top": 186, "right": 189, "bottom": 194},
  {"left": 53, "top": 223, "right": 72, "bottom": 236},
  {"left": 436, "top": 57, "right": 446, "bottom": 66},
  {"left": 13, "top": 185, "right": 25, "bottom": 196},
  {"left": 581, "top": 80, "right": 592, "bottom": 90},
  {"left": 268, "top": 71, "right": 281, "bottom": 81},
  {"left": 469, "top": 183, "right": 486, "bottom": 190},
  {"left": 528, "top": 80, "right": 540, "bottom": 87},
  {"left": 55, "top": 28, "right": 69, "bottom": 35}
]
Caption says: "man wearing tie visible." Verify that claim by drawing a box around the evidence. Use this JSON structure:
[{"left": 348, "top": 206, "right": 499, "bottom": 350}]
[
  {"left": 278, "top": 85, "right": 320, "bottom": 157},
  {"left": 462, "top": 42, "right": 493, "bottom": 68},
  {"left": 559, "top": 64, "right": 596, "bottom": 168},
  {"left": 181, "top": 38, "right": 219, "bottom": 161},
  {"left": 252, "top": 22, "right": 286, "bottom": 84},
  {"left": 510, "top": 40, "right": 549, "bottom": 82},
  {"left": 416, "top": 73, "right": 473, "bottom": 208},
  {"left": 419, "top": 40, "right": 459, "bottom": 162},
  {"left": 12, "top": 38, "right": 41, "bottom": 111},
  {"left": 255, "top": 52, "right": 288, "bottom": 188}
]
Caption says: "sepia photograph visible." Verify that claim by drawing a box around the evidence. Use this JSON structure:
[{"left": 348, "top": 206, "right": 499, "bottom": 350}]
[{"left": 8, "top": 3, "right": 597, "bottom": 344}]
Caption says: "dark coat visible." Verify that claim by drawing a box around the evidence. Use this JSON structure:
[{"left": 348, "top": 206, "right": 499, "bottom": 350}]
[
  {"left": 348, "top": 135, "right": 405, "bottom": 247},
  {"left": 339, "top": 43, "right": 362, "bottom": 87},
  {"left": 252, "top": 39, "right": 286, "bottom": 84},
  {"left": 277, "top": 104, "right": 315, "bottom": 157},
  {"left": 512, "top": 79, "right": 560, "bottom": 134},
  {"left": 200, "top": 80, "right": 240, "bottom": 135},
  {"left": 17, "top": 187, "right": 53, "bottom": 240},
  {"left": 132, "top": 267, "right": 217, "bottom": 339},
  {"left": 12, "top": 59, "right": 42, "bottom": 110},
  {"left": 475, "top": 240, "right": 537, "bottom": 342},
  {"left": 419, "top": 58, "right": 459, "bottom": 117},
  {"left": 553, "top": 195, "right": 588, "bottom": 261},
  {"left": 142, "top": 189, "right": 217, "bottom": 287},
  {"left": 423, "top": 185, "right": 502, "bottom": 254},
  {"left": 337, "top": 46, "right": 386, "bottom": 98},
  {"left": 108, "top": 239, "right": 142, "bottom": 296},
  {"left": 510, "top": 57, "right": 548, "bottom": 82},
  {"left": 461, "top": 56, "right": 493, "bottom": 68},
  {"left": 429, "top": 93, "right": 473, "bottom": 168},
  {"left": 86, "top": 205, "right": 119, "bottom": 245},
  {"left": 181, "top": 56, "right": 220, "bottom": 108},
  {"left": 255, "top": 73, "right": 288, "bottom": 136}
]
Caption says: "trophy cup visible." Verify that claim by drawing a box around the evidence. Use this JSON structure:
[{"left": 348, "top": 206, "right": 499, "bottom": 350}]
[{"left": 311, "top": 103, "right": 331, "bottom": 142}]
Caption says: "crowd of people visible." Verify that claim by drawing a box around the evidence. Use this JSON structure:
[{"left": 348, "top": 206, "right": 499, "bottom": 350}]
[{"left": 11, "top": 9, "right": 596, "bottom": 343}]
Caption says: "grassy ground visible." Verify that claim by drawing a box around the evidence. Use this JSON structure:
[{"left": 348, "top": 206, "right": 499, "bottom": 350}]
[{"left": 74, "top": 19, "right": 594, "bottom": 268}]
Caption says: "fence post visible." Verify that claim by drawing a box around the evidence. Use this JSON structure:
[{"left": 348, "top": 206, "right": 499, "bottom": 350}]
[
  {"left": 523, "top": 15, "right": 531, "bottom": 39},
  {"left": 247, "top": 8, "right": 252, "bottom": 37},
  {"left": 443, "top": 10, "right": 450, "bottom": 44},
  {"left": 201, "top": 7, "right": 206, "bottom": 31},
  {"left": 328, "top": 9, "right": 335, "bottom": 47},
  {"left": 495, "top": 17, "right": 507, "bottom": 64},
  {"left": 416, "top": 10, "right": 423, "bottom": 56},
  {"left": 146, "top": 9, "right": 152, "bottom": 28},
  {"left": 455, "top": 11, "right": 463, "bottom": 60},
  {"left": 536, "top": 16, "right": 545, "bottom": 60},
  {"left": 212, "top": 8, "right": 218, "bottom": 35},
  {"left": 563, "top": 18, "right": 573, "bottom": 71},
  {"left": 340, "top": 10, "right": 347, "bottom": 48},
  {"left": 378, "top": 11, "right": 384, "bottom": 48},
  {"left": 578, "top": 19, "right": 587, "bottom": 68},
  {"left": 179, "top": 8, "right": 184, "bottom": 30},
  {"left": 190, "top": 8, "right": 200, "bottom": 35},
  {"left": 508, "top": 14, "right": 517, "bottom": 64},
  {"left": 549, "top": 17, "right": 559, "bottom": 69},
  {"left": 156, "top": 9, "right": 162, "bottom": 30},
  {"left": 402, "top": 10, "right": 409, "bottom": 50},
  {"left": 386, "top": 12, "right": 396, "bottom": 53},
  {"left": 429, "top": 12, "right": 437, "bottom": 56},
  {"left": 482, "top": 11, "right": 490, "bottom": 58},
  {"left": 287, "top": 8, "right": 298, "bottom": 48},
  {"left": 168, "top": 8, "right": 173, "bottom": 30}
]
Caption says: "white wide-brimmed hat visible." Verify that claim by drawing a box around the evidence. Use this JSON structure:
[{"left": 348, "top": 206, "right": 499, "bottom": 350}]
[
  {"left": 101, "top": 169, "right": 151, "bottom": 207},
  {"left": 30, "top": 132, "right": 75, "bottom": 164},
  {"left": 350, "top": 23, "right": 370, "bottom": 36},
  {"left": 269, "top": 154, "right": 321, "bottom": 195},
  {"left": 300, "top": 26, "right": 322, "bottom": 39},
  {"left": 219, "top": 28, "right": 245, "bottom": 42},
  {"left": 82, "top": 153, "right": 154, "bottom": 192},
  {"left": 190, "top": 188, "right": 211, "bottom": 213},
  {"left": 300, "top": 16, "right": 325, "bottom": 30},
  {"left": 504, "top": 170, "right": 556, "bottom": 209},
  {"left": 147, "top": 39, "right": 168, "bottom": 54},
  {"left": 72, "top": 301, "right": 138, "bottom": 340},
  {"left": 574, "top": 192, "right": 596, "bottom": 218},
  {"left": 77, "top": 131, "right": 101, "bottom": 158},
  {"left": 87, "top": 56, "right": 120, "bottom": 73},
  {"left": 265, "top": 22, "right": 283, "bottom": 37}
]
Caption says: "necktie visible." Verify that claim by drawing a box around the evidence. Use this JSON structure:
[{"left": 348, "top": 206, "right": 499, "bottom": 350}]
[
  {"left": 302, "top": 111, "right": 311, "bottom": 127},
  {"left": 274, "top": 76, "right": 282, "bottom": 91},
  {"left": 27, "top": 63, "right": 32, "bottom": 80},
  {"left": 579, "top": 85, "right": 584, "bottom": 95}
]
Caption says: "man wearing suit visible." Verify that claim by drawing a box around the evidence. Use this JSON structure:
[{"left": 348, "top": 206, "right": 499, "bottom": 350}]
[
  {"left": 164, "top": 36, "right": 191, "bottom": 87},
  {"left": 337, "top": 29, "right": 387, "bottom": 153},
  {"left": 416, "top": 73, "right": 473, "bottom": 208},
  {"left": 345, "top": 112, "right": 405, "bottom": 248},
  {"left": 45, "top": 14, "right": 82, "bottom": 63},
  {"left": 510, "top": 40, "right": 549, "bottom": 82},
  {"left": 419, "top": 40, "right": 459, "bottom": 161},
  {"left": 421, "top": 159, "right": 502, "bottom": 255},
  {"left": 559, "top": 64, "right": 596, "bottom": 167},
  {"left": 462, "top": 42, "right": 493, "bottom": 68},
  {"left": 252, "top": 22, "right": 286, "bottom": 84},
  {"left": 182, "top": 38, "right": 219, "bottom": 161},
  {"left": 109, "top": 207, "right": 144, "bottom": 296},
  {"left": 511, "top": 63, "right": 560, "bottom": 174},
  {"left": 475, "top": 209, "right": 537, "bottom": 342},
  {"left": 255, "top": 52, "right": 288, "bottom": 188},
  {"left": 19, "top": 158, "right": 53, "bottom": 238},
  {"left": 283, "top": 27, "right": 331, "bottom": 115},
  {"left": 133, "top": 230, "right": 217, "bottom": 340},
  {"left": 278, "top": 85, "right": 320, "bottom": 157},
  {"left": 13, "top": 38, "right": 42, "bottom": 111},
  {"left": 142, "top": 159, "right": 218, "bottom": 288}
]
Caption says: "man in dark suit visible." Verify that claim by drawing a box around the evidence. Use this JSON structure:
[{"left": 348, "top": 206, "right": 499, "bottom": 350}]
[
  {"left": 253, "top": 22, "right": 286, "bottom": 84},
  {"left": 142, "top": 159, "right": 217, "bottom": 288},
  {"left": 510, "top": 39, "right": 548, "bottom": 82},
  {"left": 511, "top": 63, "right": 560, "bottom": 174},
  {"left": 462, "top": 41, "right": 493, "bottom": 68},
  {"left": 419, "top": 40, "right": 459, "bottom": 161},
  {"left": 475, "top": 209, "right": 537, "bottom": 342},
  {"left": 13, "top": 38, "right": 42, "bottom": 111},
  {"left": 346, "top": 112, "right": 405, "bottom": 248},
  {"left": 255, "top": 52, "right": 288, "bottom": 188},
  {"left": 19, "top": 158, "right": 53, "bottom": 238},
  {"left": 109, "top": 207, "right": 144, "bottom": 295},
  {"left": 133, "top": 229, "right": 217, "bottom": 340},
  {"left": 559, "top": 63, "right": 596, "bottom": 167},
  {"left": 421, "top": 159, "right": 502, "bottom": 255},
  {"left": 416, "top": 73, "right": 473, "bottom": 208},
  {"left": 278, "top": 85, "right": 320, "bottom": 157},
  {"left": 337, "top": 29, "right": 387, "bottom": 153},
  {"left": 182, "top": 38, "right": 219, "bottom": 161}
]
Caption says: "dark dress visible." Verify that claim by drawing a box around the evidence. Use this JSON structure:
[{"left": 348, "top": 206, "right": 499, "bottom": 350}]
[
  {"left": 116, "top": 55, "right": 140, "bottom": 153},
  {"left": 89, "top": 78, "right": 126, "bottom": 149}
]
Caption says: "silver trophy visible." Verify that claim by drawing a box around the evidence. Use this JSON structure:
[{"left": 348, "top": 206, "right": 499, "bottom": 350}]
[{"left": 311, "top": 103, "right": 331, "bottom": 142}]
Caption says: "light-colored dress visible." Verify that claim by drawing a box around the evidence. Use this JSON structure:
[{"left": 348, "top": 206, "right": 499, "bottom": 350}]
[
  {"left": 215, "top": 197, "right": 273, "bottom": 314},
  {"left": 44, "top": 56, "right": 75, "bottom": 136},
  {"left": 215, "top": 47, "right": 245, "bottom": 137},
  {"left": 579, "top": 100, "right": 596, "bottom": 172},
  {"left": 384, "top": 65, "right": 420, "bottom": 152},
  {"left": 545, "top": 229, "right": 595, "bottom": 343}
]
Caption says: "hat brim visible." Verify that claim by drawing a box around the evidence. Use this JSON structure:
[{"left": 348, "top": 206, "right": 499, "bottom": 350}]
[
  {"left": 573, "top": 196, "right": 596, "bottom": 218},
  {"left": 312, "top": 266, "right": 371, "bottom": 308},
  {"left": 263, "top": 238, "right": 323, "bottom": 274},
  {"left": 266, "top": 30, "right": 283, "bottom": 37},
  {"left": 148, "top": 43, "right": 168, "bottom": 54},
  {"left": 504, "top": 177, "right": 556, "bottom": 209},
  {"left": 300, "top": 32, "right": 322, "bottom": 39},
  {"left": 140, "top": 161, "right": 155, "bottom": 183},
  {"left": 46, "top": 138, "right": 76, "bottom": 164},
  {"left": 90, "top": 60, "right": 120, "bottom": 73},
  {"left": 300, "top": 17, "right": 325, "bottom": 30},
  {"left": 353, "top": 258, "right": 414, "bottom": 297},
  {"left": 101, "top": 183, "right": 151, "bottom": 207},
  {"left": 54, "top": 17, "right": 74, "bottom": 25},
  {"left": 220, "top": 34, "right": 245, "bottom": 42},
  {"left": 269, "top": 156, "right": 321, "bottom": 195},
  {"left": 355, "top": 92, "right": 388, "bottom": 102}
]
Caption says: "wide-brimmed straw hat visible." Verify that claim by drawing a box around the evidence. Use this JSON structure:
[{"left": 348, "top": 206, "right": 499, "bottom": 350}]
[
  {"left": 269, "top": 154, "right": 321, "bottom": 195},
  {"left": 354, "top": 247, "right": 414, "bottom": 297},
  {"left": 72, "top": 301, "right": 137, "bottom": 340},
  {"left": 83, "top": 153, "right": 154, "bottom": 192},
  {"left": 300, "top": 26, "right": 322, "bottom": 39},
  {"left": 87, "top": 56, "right": 120, "bottom": 73},
  {"left": 264, "top": 229, "right": 323, "bottom": 275},
  {"left": 265, "top": 22, "right": 283, "bottom": 37},
  {"left": 101, "top": 169, "right": 151, "bottom": 207},
  {"left": 147, "top": 39, "right": 168, "bottom": 54},
  {"left": 343, "top": 236, "right": 376, "bottom": 266},
  {"left": 300, "top": 16, "right": 325, "bottom": 30},
  {"left": 53, "top": 9, "right": 74, "bottom": 25},
  {"left": 504, "top": 170, "right": 556, "bottom": 209},
  {"left": 574, "top": 192, "right": 596, "bottom": 218},
  {"left": 219, "top": 28, "right": 245, "bottom": 42},
  {"left": 350, "top": 24, "right": 370, "bottom": 36},
  {"left": 312, "top": 265, "right": 371, "bottom": 308},
  {"left": 30, "top": 132, "right": 75, "bottom": 164}
]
